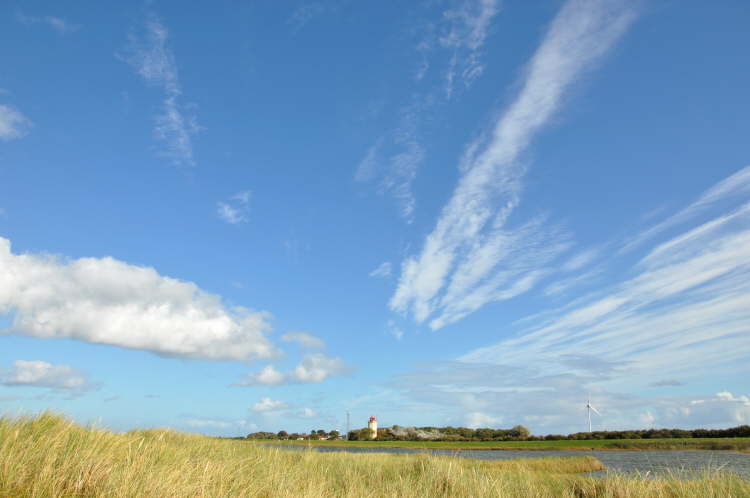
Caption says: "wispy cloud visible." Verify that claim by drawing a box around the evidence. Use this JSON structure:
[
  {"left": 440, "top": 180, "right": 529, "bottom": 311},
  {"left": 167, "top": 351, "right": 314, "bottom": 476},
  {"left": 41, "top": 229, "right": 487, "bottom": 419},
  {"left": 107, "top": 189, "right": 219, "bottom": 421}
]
[
  {"left": 387, "top": 320, "right": 404, "bottom": 341},
  {"left": 121, "top": 15, "right": 199, "bottom": 166},
  {"left": 463, "top": 182, "right": 750, "bottom": 390},
  {"left": 356, "top": 103, "right": 427, "bottom": 222},
  {"left": 621, "top": 165, "right": 750, "bottom": 253},
  {"left": 288, "top": 2, "right": 335, "bottom": 31},
  {"left": 185, "top": 418, "right": 257, "bottom": 431},
  {"left": 281, "top": 331, "right": 326, "bottom": 349},
  {"left": 650, "top": 380, "right": 684, "bottom": 387},
  {"left": 17, "top": 13, "right": 80, "bottom": 34},
  {"left": 0, "top": 104, "right": 32, "bottom": 141},
  {"left": 390, "top": 0, "right": 637, "bottom": 330},
  {"left": 439, "top": 0, "right": 501, "bottom": 97},
  {"left": 354, "top": 140, "right": 380, "bottom": 183},
  {"left": 217, "top": 191, "right": 251, "bottom": 224},
  {"left": 0, "top": 360, "right": 96, "bottom": 395},
  {"left": 0, "top": 237, "right": 278, "bottom": 362},
  {"left": 369, "top": 262, "right": 392, "bottom": 279}
]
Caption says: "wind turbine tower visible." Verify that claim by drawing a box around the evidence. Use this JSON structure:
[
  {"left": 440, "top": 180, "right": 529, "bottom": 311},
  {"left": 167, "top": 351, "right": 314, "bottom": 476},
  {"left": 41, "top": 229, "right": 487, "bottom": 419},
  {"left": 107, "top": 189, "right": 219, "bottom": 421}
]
[
  {"left": 346, "top": 411, "right": 350, "bottom": 440},
  {"left": 586, "top": 396, "right": 601, "bottom": 433}
]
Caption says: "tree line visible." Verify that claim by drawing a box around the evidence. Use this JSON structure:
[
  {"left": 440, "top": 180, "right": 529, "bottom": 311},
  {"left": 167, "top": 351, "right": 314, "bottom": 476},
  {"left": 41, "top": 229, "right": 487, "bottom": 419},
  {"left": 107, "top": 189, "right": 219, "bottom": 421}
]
[
  {"left": 246, "top": 424, "right": 750, "bottom": 441},
  {"left": 245, "top": 429, "right": 341, "bottom": 440}
]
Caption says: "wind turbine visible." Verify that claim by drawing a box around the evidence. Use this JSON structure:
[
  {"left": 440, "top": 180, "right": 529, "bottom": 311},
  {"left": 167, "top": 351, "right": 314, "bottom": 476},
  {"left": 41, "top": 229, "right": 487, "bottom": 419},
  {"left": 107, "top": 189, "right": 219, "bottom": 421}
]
[{"left": 586, "top": 396, "right": 601, "bottom": 433}]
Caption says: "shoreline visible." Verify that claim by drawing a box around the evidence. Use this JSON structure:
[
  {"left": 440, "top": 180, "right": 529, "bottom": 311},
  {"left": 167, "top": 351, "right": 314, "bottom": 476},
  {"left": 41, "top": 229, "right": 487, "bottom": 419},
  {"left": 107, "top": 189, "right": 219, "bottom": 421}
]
[{"left": 254, "top": 438, "right": 750, "bottom": 452}]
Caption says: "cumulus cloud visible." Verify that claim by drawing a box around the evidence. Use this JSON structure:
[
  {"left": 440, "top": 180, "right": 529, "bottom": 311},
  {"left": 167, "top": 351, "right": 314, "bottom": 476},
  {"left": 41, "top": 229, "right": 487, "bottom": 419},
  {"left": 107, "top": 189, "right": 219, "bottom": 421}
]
[
  {"left": 0, "top": 360, "right": 94, "bottom": 394},
  {"left": 121, "top": 15, "right": 199, "bottom": 166},
  {"left": 235, "top": 353, "right": 353, "bottom": 386},
  {"left": 0, "top": 237, "right": 278, "bottom": 362},
  {"left": 251, "top": 397, "right": 288, "bottom": 413},
  {"left": 217, "top": 191, "right": 251, "bottom": 224},
  {"left": 290, "top": 353, "right": 352, "bottom": 383},
  {"left": 0, "top": 104, "right": 32, "bottom": 141},
  {"left": 234, "top": 365, "right": 286, "bottom": 386},
  {"left": 390, "top": 0, "right": 637, "bottom": 329},
  {"left": 281, "top": 331, "right": 325, "bottom": 350}
]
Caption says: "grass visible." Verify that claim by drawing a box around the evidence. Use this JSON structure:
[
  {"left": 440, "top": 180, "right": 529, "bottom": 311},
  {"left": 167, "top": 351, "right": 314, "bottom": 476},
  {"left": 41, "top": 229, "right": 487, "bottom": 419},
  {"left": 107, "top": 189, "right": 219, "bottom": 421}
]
[
  {"left": 263, "top": 437, "right": 750, "bottom": 452},
  {"left": 0, "top": 413, "right": 747, "bottom": 497}
]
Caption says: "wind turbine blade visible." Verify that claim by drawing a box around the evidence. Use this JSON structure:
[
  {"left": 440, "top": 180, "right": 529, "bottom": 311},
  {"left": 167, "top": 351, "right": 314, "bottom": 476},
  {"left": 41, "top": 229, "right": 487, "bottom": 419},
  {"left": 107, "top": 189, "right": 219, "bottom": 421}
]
[{"left": 590, "top": 405, "right": 601, "bottom": 415}]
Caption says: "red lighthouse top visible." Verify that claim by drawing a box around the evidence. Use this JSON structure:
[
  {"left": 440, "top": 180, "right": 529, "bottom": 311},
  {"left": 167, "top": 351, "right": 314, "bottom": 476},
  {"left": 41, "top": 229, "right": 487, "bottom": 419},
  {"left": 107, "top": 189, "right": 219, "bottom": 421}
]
[{"left": 369, "top": 416, "right": 377, "bottom": 423}]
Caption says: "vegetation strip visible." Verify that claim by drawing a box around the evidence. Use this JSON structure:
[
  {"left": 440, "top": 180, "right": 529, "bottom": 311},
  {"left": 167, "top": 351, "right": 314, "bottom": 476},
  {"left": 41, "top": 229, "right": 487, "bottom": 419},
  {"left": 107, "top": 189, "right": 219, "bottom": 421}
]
[
  {"left": 257, "top": 437, "right": 750, "bottom": 452},
  {"left": 1, "top": 413, "right": 748, "bottom": 497}
]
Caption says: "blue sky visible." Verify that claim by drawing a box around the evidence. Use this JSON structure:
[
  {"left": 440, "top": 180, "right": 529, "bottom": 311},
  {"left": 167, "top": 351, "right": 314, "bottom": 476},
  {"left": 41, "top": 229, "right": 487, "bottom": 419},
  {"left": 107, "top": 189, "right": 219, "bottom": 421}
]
[{"left": 1, "top": 0, "right": 749, "bottom": 436}]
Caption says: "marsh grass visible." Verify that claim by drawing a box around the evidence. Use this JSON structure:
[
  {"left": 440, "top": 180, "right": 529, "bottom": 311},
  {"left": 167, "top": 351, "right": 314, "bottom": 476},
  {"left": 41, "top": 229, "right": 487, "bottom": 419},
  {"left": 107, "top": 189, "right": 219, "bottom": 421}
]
[{"left": 0, "top": 413, "right": 747, "bottom": 497}]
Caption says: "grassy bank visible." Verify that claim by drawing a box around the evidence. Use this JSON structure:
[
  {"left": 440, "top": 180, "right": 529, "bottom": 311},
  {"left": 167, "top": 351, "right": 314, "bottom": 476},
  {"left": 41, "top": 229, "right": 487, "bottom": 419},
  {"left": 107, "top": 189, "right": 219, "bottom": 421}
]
[
  {"left": 1, "top": 413, "right": 748, "bottom": 497},
  {"left": 262, "top": 437, "right": 750, "bottom": 452}
]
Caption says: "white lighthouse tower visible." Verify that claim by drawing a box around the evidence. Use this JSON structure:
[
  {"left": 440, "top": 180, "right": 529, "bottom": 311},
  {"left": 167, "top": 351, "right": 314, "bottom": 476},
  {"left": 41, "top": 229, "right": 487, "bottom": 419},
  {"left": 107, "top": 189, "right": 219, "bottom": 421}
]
[{"left": 367, "top": 416, "right": 378, "bottom": 440}]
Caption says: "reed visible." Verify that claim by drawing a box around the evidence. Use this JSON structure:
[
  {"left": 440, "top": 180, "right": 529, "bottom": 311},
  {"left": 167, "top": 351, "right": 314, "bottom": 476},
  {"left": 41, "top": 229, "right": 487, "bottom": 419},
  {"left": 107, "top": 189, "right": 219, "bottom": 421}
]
[{"left": 0, "top": 413, "right": 747, "bottom": 497}]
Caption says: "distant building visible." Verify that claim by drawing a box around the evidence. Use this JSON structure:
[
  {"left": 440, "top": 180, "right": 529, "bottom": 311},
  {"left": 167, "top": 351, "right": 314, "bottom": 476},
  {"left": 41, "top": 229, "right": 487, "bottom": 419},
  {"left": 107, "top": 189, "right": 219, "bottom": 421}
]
[{"left": 368, "top": 416, "right": 378, "bottom": 440}]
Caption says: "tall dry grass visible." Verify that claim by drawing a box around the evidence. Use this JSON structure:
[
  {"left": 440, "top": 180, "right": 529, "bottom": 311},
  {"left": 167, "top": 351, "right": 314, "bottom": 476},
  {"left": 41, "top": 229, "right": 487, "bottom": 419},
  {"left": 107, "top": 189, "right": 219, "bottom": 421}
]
[{"left": 0, "top": 413, "right": 747, "bottom": 497}]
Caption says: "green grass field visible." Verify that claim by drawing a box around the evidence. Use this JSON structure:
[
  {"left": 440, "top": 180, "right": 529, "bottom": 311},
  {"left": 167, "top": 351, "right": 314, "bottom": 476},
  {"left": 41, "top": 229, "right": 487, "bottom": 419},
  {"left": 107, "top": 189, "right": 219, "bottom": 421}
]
[
  {"left": 260, "top": 436, "right": 750, "bottom": 452},
  {"left": 1, "top": 413, "right": 748, "bottom": 497}
]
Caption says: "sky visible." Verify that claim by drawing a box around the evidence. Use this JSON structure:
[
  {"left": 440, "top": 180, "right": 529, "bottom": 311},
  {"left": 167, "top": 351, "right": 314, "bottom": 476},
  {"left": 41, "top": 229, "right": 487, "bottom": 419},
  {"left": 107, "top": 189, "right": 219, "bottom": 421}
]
[{"left": 1, "top": 0, "right": 749, "bottom": 437}]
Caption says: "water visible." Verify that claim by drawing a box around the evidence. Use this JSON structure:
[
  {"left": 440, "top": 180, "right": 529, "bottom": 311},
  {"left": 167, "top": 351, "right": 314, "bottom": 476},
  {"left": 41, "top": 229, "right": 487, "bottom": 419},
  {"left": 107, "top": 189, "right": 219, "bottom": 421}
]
[{"left": 272, "top": 444, "right": 750, "bottom": 478}]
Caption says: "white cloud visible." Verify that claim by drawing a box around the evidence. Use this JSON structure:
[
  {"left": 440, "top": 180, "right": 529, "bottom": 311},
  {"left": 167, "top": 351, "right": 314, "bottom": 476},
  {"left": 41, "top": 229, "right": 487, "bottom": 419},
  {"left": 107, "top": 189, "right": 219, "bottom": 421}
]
[
  {"left": 281, "top": 331, "right": 325, "bottom": 350},
  {"left": 439, "top": 0, "right": 501, "bottom": 96},
  {"left": 622, "top": 165, "right": 750, "bottom": 253},
  {"left": 251, "top": 397, "right": 288, "bottom": 413},
  {"left": 300, "top": 407, "right": 317, "bottom": 418},
  {"left": 354, "top": 141, "right": 380, "bottom": 183},
  {"left": 235, "top": 353, "right": 353, "bottom": 386},
  {"left": 390, "top": 169, "right": 750, "bottom": 433},
  {"left": 461, "top": 192, "right": 750, "bottom": 396},
  {"left": 369, "top": 262, "right": 392, "bottom": 279},
  {"left": 650, "top": 380, "right": 684, "bottom": 387},
  {"left": 0, "top": 237, "right": 278, "bottom": 362},
  {"left": 387, "top": 320, "right": 404, "bottom": 341},
  {"left": 390, "top": 0, "right": 636, "bottom": 329},
  {"left": 186, "top": 418, "right": 257, "bottom": 431},
  {"left": 0, "top": 104, "right": 32, "bottom": 141},
  {"left": 561, "top": 248, "right": 600, "bottom": 272},
  {"left": 17, "top": 13, "right": 80, "bottom": 34},
  {"left": 382, "top": 142, "right": 423, "bottom": 221},
  {"left": 217, "top": 191, "right": 251, "bottom": 224},
  {"left": 0, "top": 360, "right": 94, "bottom": 394},
  {"left": 122, "top": 15, "right": 199, "bottom": 166},
  {"left": 465, "top": 411, "right": 503, "bottom": 429},
  {"left": 290, "top": 353, "right": 352, "bottom": 383},
  {"left": 233, "top": 365, "right": 286, "bottom": 386},
  {"left": 288, "top": 2, "right": 331, "bottom": 31}
]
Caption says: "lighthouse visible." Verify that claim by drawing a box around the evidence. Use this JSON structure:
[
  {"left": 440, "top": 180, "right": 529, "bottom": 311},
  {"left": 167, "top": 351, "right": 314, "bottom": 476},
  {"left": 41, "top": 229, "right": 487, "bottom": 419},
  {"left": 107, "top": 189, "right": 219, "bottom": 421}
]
[{"left": 367, "top": 416, "right": 378, "bottom": 440}]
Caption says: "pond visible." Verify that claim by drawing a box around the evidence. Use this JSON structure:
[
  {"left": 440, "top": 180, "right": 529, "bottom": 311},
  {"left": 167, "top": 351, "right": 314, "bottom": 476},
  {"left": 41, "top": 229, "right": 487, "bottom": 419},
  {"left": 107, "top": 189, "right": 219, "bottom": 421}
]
[{"left": 272, "top": 445, "right": 750, "bottom": 479}]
